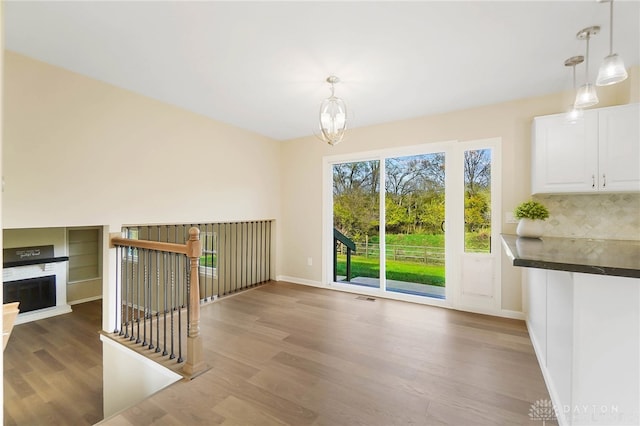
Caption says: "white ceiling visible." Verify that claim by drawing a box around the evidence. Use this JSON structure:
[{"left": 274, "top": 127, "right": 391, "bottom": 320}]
[{"left": 4, "top": 1, "right": 640, "bottom": 141}]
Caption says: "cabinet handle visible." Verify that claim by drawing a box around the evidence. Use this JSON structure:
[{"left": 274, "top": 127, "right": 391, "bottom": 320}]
[
  {"left": 592, "top": 174, "right": 596, "bottom": 189},
  {"left": 602, "top": 174, "right": 606, "bottom": 188}
]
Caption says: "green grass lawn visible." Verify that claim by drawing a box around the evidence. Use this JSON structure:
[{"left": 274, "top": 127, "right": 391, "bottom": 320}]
[
  {"left": 367, "top": 231, "right": 490, "bottom": 253},
  {"left": 369, "top": 231, "right": 491, "bottom": 253},
  {"left": 200, "top": 253, "right": 217, "bottom": 267},
  {"left": 370, "top": 233, "right": 444, "bottom": 246},
  {"left": 336, "top": 231, "right": 489, "bottom": 286},
  {"left": 336, "top": 254, "right": 445, "bottom": 287}
]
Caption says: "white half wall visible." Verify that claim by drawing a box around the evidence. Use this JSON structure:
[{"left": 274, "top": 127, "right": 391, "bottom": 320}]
[{"left": 101, "top": 335, "right": 182, "bottom": 419}]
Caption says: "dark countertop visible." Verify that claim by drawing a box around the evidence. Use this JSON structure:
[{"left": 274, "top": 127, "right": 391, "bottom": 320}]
[{"left": 501, "top": 234, "right": 640, "bottom": 279}]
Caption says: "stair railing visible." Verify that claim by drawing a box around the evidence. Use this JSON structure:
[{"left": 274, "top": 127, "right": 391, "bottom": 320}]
[
  {"left": 333, "top": 228, "right": 356, "bottom": 282},
  {"left": 110, "top": 227, "right": 205, "bottom": 378},
  {"left": 122, "top": 221, "right": 272, "bottom": 301}
]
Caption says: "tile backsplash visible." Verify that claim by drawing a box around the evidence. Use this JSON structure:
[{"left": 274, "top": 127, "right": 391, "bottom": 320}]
[{"left": 534, "top": 193, "right": 640, "bottom": 241}]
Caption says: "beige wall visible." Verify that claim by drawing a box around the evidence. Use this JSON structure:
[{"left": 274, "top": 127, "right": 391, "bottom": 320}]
[
  {"left": 279, "top": 66, "right": 639, "bottom": 313},
  {"left": 3, "top": 227, "right": 65, "bottom": 254},
  {"left": 3, "top": 51, "right": 282, "bottom": 230}
]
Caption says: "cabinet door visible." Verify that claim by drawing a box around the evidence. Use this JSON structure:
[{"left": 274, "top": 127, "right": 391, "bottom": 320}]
[
  {"left": 525, "top": 269, "right": 547, "bottom": 365},
  {"left": 532, "top": 111, "right": 598, "bottom": 194},
  {"left": 572, "top": 273, "right": 639, "bottom": 425},
  {"left": 598, "top": 103, "right": 640, "bottom": 192},
  {"left": 546, "top": 270, "right": 573, "bottom": 421}
]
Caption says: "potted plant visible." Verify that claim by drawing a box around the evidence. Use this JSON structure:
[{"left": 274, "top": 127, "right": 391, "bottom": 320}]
[{"left": 514, "top": 200, "right": 549, "bottom": 238}]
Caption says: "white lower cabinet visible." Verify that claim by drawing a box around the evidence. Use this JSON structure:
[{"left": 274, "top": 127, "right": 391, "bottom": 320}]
[
  {"left": 526, "top": 268, "right": 548, "bottom": 365},
  {"left": 546, "top": 270, "right": 573, "bottom": 417},
  {"left": 525, "top": 269, "right": 640, "bottom": 425}
]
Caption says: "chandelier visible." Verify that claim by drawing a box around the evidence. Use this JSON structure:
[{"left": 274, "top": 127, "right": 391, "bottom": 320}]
[{"left": 319, "top": 76, "right": 347, "bottom": 146}]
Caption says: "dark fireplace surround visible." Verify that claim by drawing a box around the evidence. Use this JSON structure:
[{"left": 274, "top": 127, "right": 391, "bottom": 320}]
[{"left": 3, "top": 245, "right": 69, "bottom": 313}]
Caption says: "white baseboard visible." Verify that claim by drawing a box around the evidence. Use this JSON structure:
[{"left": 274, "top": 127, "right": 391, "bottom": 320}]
[
  {"left": 69, "top": 295, "right": 103, "bottom": 305},
  {"left": 456, "top": 306, "right": 524, "bottom": 321},
  {"left": 500, "top": 309, "right": 525, "bottom": 320},
  {"left": 454, "top": 305, "right": 525, "bottom": 320},
  {"left": 276, "top": 275, "right": 324, "bottom": 288},
  {"left": 15, "top": 304, "right": 73, "bottom": 325}
]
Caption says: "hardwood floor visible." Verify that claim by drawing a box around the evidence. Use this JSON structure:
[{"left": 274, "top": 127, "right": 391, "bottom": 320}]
[
  {"left": 3, "top": 300, "right": 103, "bottom": 426},
  {"left": 102, "top": 282, "right": 555, "bottom": 425}
]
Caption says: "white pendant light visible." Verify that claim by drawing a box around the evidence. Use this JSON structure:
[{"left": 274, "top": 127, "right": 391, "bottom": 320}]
[
  {"left": 319, "top": 76, "right": 347, "bottom": 146},
  {"left": 565, "top": 56, "right": 585, "bottom": 123},
  {"left": 575, "top": 26, "right": 600, "bottom": 109},
  {"left": 575, "top": 83, "right": 598, "bottom": 109},
  {"left": 596, "top": 0, "right": 628, "bottom": 86}
]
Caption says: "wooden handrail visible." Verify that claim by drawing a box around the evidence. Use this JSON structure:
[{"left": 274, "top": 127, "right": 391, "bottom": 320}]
[{"left": 110, "top": 237, "right": 188, "bottom": 255}]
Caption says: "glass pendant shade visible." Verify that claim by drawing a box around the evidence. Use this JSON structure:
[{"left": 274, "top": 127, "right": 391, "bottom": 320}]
[
  {"left": 565, "top": 56, "right": 584, "bottom": 124},
  {"left": 566, "top": 106, "right": 584, "bottom": 123},
  {"left": 596, "top": 53, "right": 628, "bottom": 86},
  {"left": 596, "top": 0, "right": 627, "bottom": 86},
  {"left": 574, "top": 26, "right": 600, "bottom": 109},
  {"left": 575, "top": 83, "right": 599, "bottom": 109},
  {"left": 319, "top": 76, "right": 347, "bottom": 146}
]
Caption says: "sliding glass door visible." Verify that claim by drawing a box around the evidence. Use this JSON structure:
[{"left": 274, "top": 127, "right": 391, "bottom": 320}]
[
  {"left": 332, "top": 160, "right": 380, "bottom": 288},
  {"left": 384, "top": 153, "right": 446, "bottom": 298},
  {"left": 327, "top": 139, "right": 501, "bottom": 310}
]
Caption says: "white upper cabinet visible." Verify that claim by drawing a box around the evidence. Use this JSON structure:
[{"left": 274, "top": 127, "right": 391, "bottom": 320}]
[
  {"left": 532, "top": 110, "right": 598, "bottom": 193},
  {"left": 598, "top": 104, "right": 640, "bottom": 192},
  {"left": 532, "top": 103, "right": 640, "bottom": 194}
]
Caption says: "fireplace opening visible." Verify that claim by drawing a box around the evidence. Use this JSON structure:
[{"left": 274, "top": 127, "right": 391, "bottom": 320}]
[{"left": 4, "top": 275, "right": 56, "bottom": 313}]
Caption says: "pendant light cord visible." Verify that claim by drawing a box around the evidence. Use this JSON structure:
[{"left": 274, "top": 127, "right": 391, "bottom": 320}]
[
  {"left": 585, "top": 35, "right": 590, "bottom": 81},
  {"left": 608, "top": 0, "right": 614, "bottom": 55}
]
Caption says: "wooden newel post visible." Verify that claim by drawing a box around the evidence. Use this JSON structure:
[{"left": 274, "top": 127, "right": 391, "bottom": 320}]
[{"left": 184, "top": 227, "right": 205, "bottom": 377}]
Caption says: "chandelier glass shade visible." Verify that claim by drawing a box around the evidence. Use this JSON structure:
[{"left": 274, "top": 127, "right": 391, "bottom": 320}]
[{"left": 319, "top": 76, "right": 347, "bottom": 146}]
